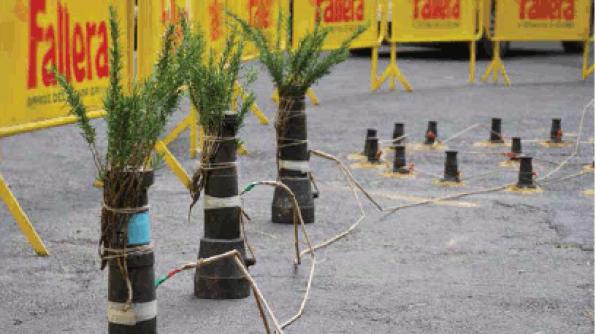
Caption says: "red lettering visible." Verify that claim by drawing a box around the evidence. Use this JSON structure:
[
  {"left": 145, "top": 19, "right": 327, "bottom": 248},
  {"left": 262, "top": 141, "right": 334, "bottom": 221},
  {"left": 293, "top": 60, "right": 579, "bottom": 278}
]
[
  {"left": 64, "top": 4, "right": 71, "bottom": 82},
  {"left": 248, "top": 0, "right": 273, "bottom": 29},
  {"left": 27, "top": 0, "right": 113, "bottom": 89},
  {"left": 519, "top": 0, "right": 575, "bottom": 21},
  {"left": 28, "top": 0, "right": 45, "bottom": 89},
  {"left": 95, "top": 22, "right": 109, "bottom": 79},
  {"left": 85, "top": 22, "right": 97, "bottom": 80},
  {"left": 316, "top": 0, "right": 364, "bottom": 23},
  {"left": 42, "top": 26, "right": 56, "bottom": 86},
  {"left": 57, "top": 2, "right": 64, "bottom": 74},
  {"left": 72, "top": 24, "right": 85, "bottom": 82},
  {"left": 413, "top": 0, "right": 460, "bottom": 20}
]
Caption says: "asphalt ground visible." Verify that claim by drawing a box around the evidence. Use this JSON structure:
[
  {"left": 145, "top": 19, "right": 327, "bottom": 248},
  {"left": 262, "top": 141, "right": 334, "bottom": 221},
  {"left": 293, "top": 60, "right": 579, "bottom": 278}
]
[{"left": 0, "top": 42, "right": 594, "bottom": 333}]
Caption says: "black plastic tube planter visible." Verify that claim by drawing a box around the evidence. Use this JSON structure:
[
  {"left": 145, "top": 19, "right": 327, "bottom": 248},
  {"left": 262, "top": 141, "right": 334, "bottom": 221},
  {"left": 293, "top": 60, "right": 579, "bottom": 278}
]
[
  {"left": 393, "top": 123, "right": 405, "bottom": 144},
  {"left": 511, "top": 137, "right": 522, "bottom": 157},
  {"left": 517, "top": 156, "right": 536, "bottom": 188},
  {"left": 195, "top": 113, "right": 251, "bottom": 299},
  {"left": 272, "top": 96, "right": 315, "bottom": 224},
  {"left": 425, "top": 121, "right": 438, "bottom": 145},
  {"left": 490, "top": 118, "right": 504, "bottom": 143},
  {"left": 550, "top": 118, "right": 563, "bottom": 143},
  {"left": 366, "top": 136, "right": 380, "bottom": 163},
  {"left": 106, "top": 170, "right": 156, "bottom": 334},
  {"left": 363, "top": 128, "right": 377, "bottom": 157},
  {"left": 393, "top": 145, "right": 409, "bottom": 174},
  {"left": 443, "top": 150, "right": 460, "bottom": 182}
]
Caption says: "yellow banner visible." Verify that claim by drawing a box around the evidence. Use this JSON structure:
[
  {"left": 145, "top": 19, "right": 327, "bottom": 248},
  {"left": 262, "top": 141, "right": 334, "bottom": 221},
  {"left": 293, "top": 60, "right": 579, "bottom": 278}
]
[
  {"left": 293, "top": 0, "right": 378, "bottom": 50},
  {"left": 493, "top": 0, "right": 591, "bottom": 41},
  {"left": 0, "top": 0, "right": 133, "bottom": 134},
  {"left": 228, "top": 0, "right": 289, "bottom": 59},
  {"left": 390, "top": 0, "right": 480, "bottom": 42},
  {"left": 137, "top": 0, "right": 188, "bottom": 81}
]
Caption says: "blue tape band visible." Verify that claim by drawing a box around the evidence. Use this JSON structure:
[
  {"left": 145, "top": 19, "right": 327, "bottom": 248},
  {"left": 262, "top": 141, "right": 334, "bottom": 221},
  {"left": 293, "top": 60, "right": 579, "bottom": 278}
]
[{"left": 127, "top": 211, "right": 151, "bottom": 246}]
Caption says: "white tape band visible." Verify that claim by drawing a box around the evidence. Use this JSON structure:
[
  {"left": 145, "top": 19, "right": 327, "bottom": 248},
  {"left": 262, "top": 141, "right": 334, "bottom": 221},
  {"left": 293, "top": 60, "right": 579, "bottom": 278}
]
[
  {"left": 279, "top": 160, "right": 310, "bottom": 173},
  {"left": 108, "top": 301, "right": 157, "bottom": 325},
  {"left": 204, "top": 195, "right": 241, "bottom": 209}
]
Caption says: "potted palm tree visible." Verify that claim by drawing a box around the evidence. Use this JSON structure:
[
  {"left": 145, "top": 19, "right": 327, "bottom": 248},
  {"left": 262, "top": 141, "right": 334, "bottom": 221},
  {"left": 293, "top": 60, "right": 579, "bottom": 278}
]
[
  {"left": 180, "top": 22, "right": 256, "bottom": 299},
  {"left": 231, "top": 12, "right": 366, "bottom": 224},
  {"left": 54, "top": 7, "right": 186, "bottom": 333}
]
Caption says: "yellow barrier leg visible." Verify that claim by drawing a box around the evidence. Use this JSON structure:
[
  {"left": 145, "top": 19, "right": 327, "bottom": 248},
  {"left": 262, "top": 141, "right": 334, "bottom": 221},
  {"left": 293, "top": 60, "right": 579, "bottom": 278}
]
[
  {"left": 189, "top": 107, "right": 199, "bottom": 159},
  {"left": 393, "top": 43, "right": 413, "bottom": 92},
  {"left": 371, "top": 42, "right": 413, "bottom": 92},
  {"left": 389, "top": 43, "right": 397, "bottom": 90},
  {"left": 371, "top": 45, "right": 380, "bottom": 91},
  {"left": 582, "top": 38, "right": 594, "bottom": 80},
  {"left": 469, "top": 41, "right": 476, "bottom": 84},
  {"left": 162, "top": 114, "right": 192, "bottom": 146},
  {"left": 237, "top": 143, "right": 248, "bottom": 156},
  {"left": 155, "top": 140, "right": 191, "bottom": 190},
  {"left": 481, "top": 41, "right": 510, "bottom": 86},
  {"left": 0, "top": 173, "right": 49, "bottom": 256},
  {"left": 235, "top": 82, "right": 270, "bottom": 125},
  {"left": 272, "top": 89, "right": 280, "bottom": 104},
  {"left": 306, "top": 89, "right": 320, "bottom": 105}
]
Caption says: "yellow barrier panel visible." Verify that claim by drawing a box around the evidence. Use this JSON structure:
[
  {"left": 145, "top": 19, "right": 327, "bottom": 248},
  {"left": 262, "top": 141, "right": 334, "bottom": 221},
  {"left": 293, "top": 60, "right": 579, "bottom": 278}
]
[
  {"left": 0, "top": 0, "right": 134, "bottom": 256},
  {"left": 291, "top": 0, "right": 379, "bottom": 103},
  {"left": 0, "top": 0, "right": 133, "bottom": 130},
  {"left": 482, "top": 0, "right": 592, "bottom": 85},
  {"left": 293, "top": 0, "right": 379, "bottom": 50},
  {"left": 228, "top": 0, "right": 290, "bottom": 60},
  {"left": 137, "top": 0, "right": 188, "bottom": 81},
  {"left": 374, "top": 0, "right": 483, "bottom": 91}
]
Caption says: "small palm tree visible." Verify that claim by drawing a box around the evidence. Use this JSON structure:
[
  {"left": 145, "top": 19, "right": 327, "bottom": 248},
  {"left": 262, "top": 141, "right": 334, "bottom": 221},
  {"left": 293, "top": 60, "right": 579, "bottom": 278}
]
[{"left": 230, "top": 12, "right": 367, "bottom": 224}]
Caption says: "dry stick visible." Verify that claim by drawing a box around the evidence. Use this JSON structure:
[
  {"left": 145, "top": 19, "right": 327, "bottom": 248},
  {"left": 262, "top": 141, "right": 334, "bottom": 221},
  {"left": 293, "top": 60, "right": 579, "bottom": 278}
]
[
  {"left": 537, "top": 169, "right": 593, "bottom": 186},
  {"left": 300, "top": 150, "right": 371, "bottom": 256},
  {"left": 442, "top": 123, "right": 482, "bottom": 144},
  {"left": 381, "top": 183, "right": 511, "bottom": 214},
  {"left": 162, "top": 250, "right": 282, "bottom": 333},
  {"left": 231, "top": 254, "right": 284, "bottom": 334},
  {"left": 412, "top": 167, "right": 443, "bottom": 179},
  {"left": 241, "top": 181, "right": 316, "bottom": 330},
  {"left": 379, "top": 134, "right": 409, "bottom": 144},
  {"left": 310, "top": 150, "right": 383, "bottom": 211},
  {"left": 478, "top": 122, "right": 509, "bottom": 142},
  {"left": 539, "top": 99, "right": 593, "bottom": 181}
]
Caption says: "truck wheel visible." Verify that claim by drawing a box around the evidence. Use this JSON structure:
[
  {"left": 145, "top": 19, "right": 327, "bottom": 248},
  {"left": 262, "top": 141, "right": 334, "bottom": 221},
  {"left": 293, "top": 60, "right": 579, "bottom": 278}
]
[
  {"left": 479, "top": 37, "right": 510, "bottom": 59},
  {"left": 562, "top": 42, "right": 583, "bottom": 54}
]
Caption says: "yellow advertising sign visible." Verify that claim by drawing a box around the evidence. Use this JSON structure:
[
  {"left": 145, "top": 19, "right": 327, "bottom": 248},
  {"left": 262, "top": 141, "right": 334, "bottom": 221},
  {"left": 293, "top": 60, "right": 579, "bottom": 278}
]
[
  {"left": 493, "top": 0, "right": 591, "bottom": 41},
  {"left": 390, "top": 0, "right": 480, "bottom": 42},
  {"left": 0, "top": 0, "right": 132, "bottom": 135},
  {"left": 293, "top": 0, "right": 378, "bottom": 50},
  {"left": 228, "top": 0, "right": 289, "bottom": 59},
  {"left": 137, "top": 0, "right": 188, "bottom": 80}
]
